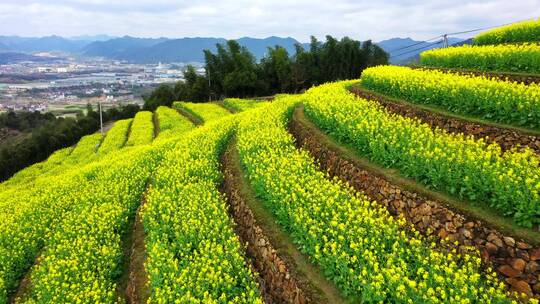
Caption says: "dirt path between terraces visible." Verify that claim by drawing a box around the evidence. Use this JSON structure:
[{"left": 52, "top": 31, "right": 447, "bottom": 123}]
[
  {"left": 215, "top": 101, "right": 236, "bottom": 114},
  {"left": 289, "top": 105, "right": 540, "bottom": 299},
  {"left": 8, "top": 252, "right": 42, "bottom": 303},
  {"left": 220, "top": 137, "right": 348, "bottom": 304},
  {"left": 119, "top": 112, "right": 162, "bottom": 303},
  {"left": 121, "top": 118, "right": 133, "bottom": 148},
  {"left": 116, "top": 189, "right": 151, "bottom": 304},
  {"left": 350, "top": 86, "right": 540, "bottom": 155},
  {"left": 175, "top": 106, "right": 203, "bottom": 126},
  {"left": 152, "top": 111, "right": 160, "bottom": 139}
]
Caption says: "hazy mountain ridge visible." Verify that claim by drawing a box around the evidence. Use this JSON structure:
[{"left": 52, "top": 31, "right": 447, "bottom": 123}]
[
  {"left": 0, "top": 34, "right": 469, "bottom": 64},
  {"left": 0, "top": 35, "right": 308, "bottom": 63},
  {"left": 0, "top": 35, "right": 89, "bottom": 53},
  {"left": 0, "top": 52, "right": 63, "bottom": 64},
  {"left": 69, "top": 34, "right": 117, "bottom": 42},
  {"left": 80, "top": 36, "right": 169, "bottom": 59},
  {"left": 0, "top": 42, "right": 10, "bottom": 51},
  {"left": 81, "top": 36, "right": 305, "bottom": 63}
]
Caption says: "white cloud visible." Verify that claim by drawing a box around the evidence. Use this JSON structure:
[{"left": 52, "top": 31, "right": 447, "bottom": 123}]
[{"left": 0, "top": 0, "right": 539, "bottom": 41}]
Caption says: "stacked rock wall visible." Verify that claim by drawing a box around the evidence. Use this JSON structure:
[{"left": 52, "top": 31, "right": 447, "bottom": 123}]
[
  {"left": 290, "top": 107, "right": 540, "bottom": 298},
  {"left": 350, "top": 87, "right": 540, "bottom": 155}
]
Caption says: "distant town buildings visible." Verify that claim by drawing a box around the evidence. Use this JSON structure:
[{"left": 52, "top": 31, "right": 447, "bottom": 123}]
[{"left": 0, "top": 58, "right": 200, "bottom": 114}]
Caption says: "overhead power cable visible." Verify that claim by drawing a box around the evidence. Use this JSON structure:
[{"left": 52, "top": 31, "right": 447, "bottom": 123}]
[
  {"left": 445, "top": 17, "right": 537, "bottom": 36},
  {"left": 391, "top": 39, "right": 443, "bottom": 58},
  {"left": 385, "top": 17, "right": 537, "bottom": 57},
  {"left": 386, "top": 35, "right": 443, "bottom": 53}
]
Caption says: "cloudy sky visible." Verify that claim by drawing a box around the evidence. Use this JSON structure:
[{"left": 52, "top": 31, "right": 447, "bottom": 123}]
[{"left": 1, "top": 0, "right": 539, "bottom": 42}]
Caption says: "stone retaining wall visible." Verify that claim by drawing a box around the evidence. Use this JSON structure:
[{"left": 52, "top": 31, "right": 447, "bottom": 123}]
[
  {"left": 290, "top": 107, "right": 540, "bottom": 299},
  {"left": 351, "top": 87, "right": 540, "bottom": 155},
  {"left": 221, "top": 142, "right": 308, "bottom": 304}
]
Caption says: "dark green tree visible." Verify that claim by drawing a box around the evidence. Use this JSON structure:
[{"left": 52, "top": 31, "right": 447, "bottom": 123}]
[
  {"left": 145, "top": 34, "right": 389, "bottom": 103},
  {"left": 260, "top": 46, "right": 293, "bottom": 93},
  {"left": 143, "top": 84, "right": 175, "bottom": 111},
  {"left": 204, "top": 40, "right": 262, "bottom": 98}
]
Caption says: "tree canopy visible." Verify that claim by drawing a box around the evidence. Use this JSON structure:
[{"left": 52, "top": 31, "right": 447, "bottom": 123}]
[{"left": 144, "top": 35, "right": 388, "bottom": 108}]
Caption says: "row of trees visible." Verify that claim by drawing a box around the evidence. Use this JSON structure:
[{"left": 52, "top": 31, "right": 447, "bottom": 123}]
[
  {"left": 144, "top": 35, "right": 388, "bottom": 109},
  {"left": 0, "top": 104, "right": 140, "bottom": 181},
  {"left": 0, "top": 111, "right": 57, "bottom": 132}
]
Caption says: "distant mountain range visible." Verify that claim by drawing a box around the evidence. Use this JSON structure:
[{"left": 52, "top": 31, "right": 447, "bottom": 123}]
[
  {"left": 81, "top": 36, "right": 169, "bottom": 59},
  {"left": 0, "top": 34, "right": 470, "bottom": 64},
  {"left": 0, "top": 52, "right": 63, "bottom": 65},
  {"left": 0, "top": 42, "right": 9, "bottom": 52},
  {"left": 0, "top": 35, "right": 89, "bottom": 53},
  {"left": 68, "top": 35, "right": 117, "bottom": 42},
  {"left": 0, "top": 35, "right": 306, "bottom": 63},
  {"left": 80, "top": 36, "right": 305, "bottom": 63}
]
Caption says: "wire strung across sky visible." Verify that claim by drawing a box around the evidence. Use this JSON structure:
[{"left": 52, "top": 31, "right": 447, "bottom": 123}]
[
  {"left": 386, "top": 35, "right": 443, "bottom": 53},
  {"left": 387, "top": 17, "right": 536, "bottom": 58},
  {"left": 444, "top": 17, "right": 536, "bottom": 36},
  {"left": 391, "top": 39, "right": 443, "bottom": 58}
]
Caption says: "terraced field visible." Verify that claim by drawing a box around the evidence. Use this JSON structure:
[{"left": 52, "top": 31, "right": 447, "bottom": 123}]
[
  {"left": 1, "top": 20, "right": 540, "bottom": 304},
  {"left": 173, "top": 101, "right": 231, "bottom": 123},
  {"left": 420, "top": 18, "right": 540, "bottom": 73}
]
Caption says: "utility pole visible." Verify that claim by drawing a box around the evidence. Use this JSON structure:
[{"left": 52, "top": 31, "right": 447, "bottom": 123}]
[
  {"left": 99, "top": 98, "right": 103, "bottom": 135},
  {"left": 443, "top": 34, "right": 449, "bottom": 48},
  {"left": 207, "top": 67, "right": 211, "bottom": 102}
]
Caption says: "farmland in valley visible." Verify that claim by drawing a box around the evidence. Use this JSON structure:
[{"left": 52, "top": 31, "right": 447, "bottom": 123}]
[{"left": 1, "top": 19, "right": 540, "bottom": 304}]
